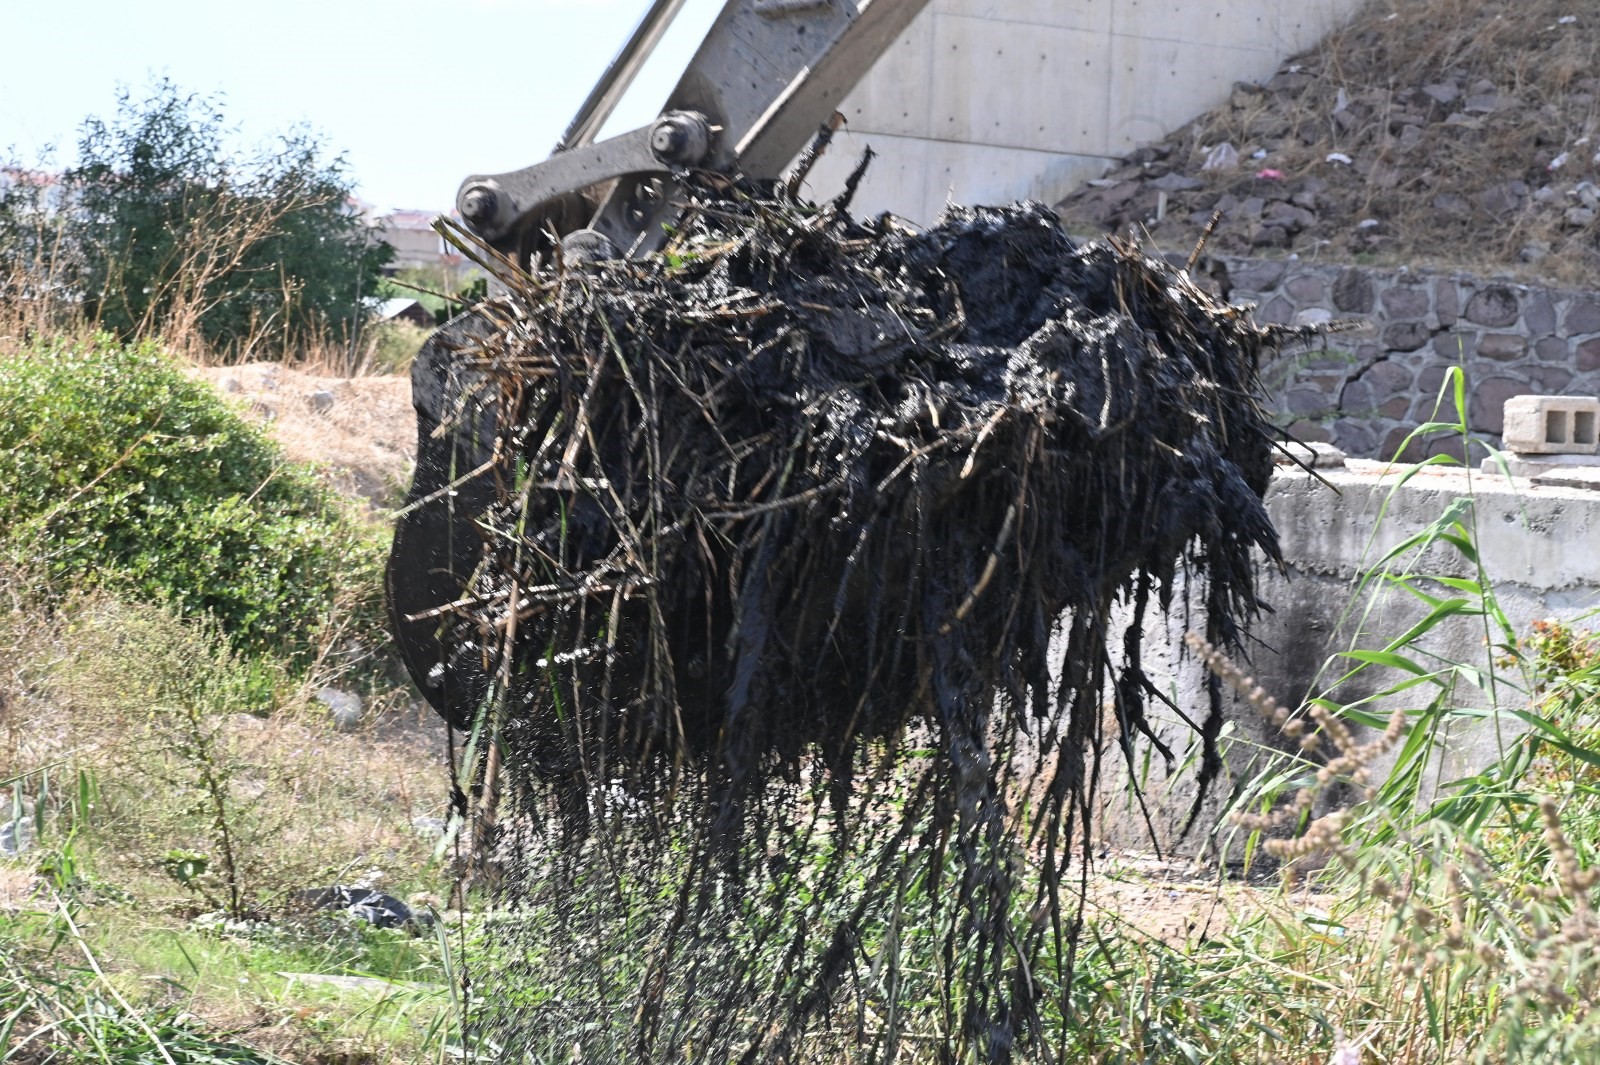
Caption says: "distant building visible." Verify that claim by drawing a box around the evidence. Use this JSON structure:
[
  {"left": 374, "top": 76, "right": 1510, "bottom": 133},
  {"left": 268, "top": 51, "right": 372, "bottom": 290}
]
[
  {"left": 359, "top": 205, "right": 480, "bottom": 286},
  {"left": 373, "top": 209, "right": 445, "bottom": 270}
]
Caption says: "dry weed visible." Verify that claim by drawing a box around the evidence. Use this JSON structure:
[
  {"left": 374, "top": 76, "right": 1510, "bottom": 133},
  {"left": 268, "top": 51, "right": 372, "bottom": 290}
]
[
  {"left": 1191, "top": 630, "right": 1600, "bottom": 1060},
  {"left": 6, "top": 593, "right": 447, "bottom": 912}
]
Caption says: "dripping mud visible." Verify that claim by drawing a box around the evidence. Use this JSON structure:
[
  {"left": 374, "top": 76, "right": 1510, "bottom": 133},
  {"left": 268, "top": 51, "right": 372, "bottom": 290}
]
[{"left": 388, "top": 169, "right": 1322, "bottom": 1063}]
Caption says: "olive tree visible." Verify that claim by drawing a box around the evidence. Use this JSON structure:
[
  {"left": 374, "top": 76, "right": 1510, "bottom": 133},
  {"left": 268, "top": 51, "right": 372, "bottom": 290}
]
[{"left": 38, "top": 79, "right": 390, "bottom": 357}]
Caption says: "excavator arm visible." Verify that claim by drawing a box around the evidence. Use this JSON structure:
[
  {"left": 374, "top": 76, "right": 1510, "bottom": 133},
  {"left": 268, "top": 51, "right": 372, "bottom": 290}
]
[
  {"left": 456, "top": 0, "right": 931, "bottom": 263},
  {"left": 387, "top": 0, "right": 933, "bottom": 726}
]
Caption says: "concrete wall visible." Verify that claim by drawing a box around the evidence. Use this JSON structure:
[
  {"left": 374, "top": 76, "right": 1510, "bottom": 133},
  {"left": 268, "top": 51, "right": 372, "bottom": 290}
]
[
  {"left": 1102, "top": 460, "right": 1600, "bottom": 857},
  {"left": 799, "top": 0, "right": 1365, "bottom": 225},
  {"left": 1217, "top": 257, "right": 1600, "bottom": 461}
]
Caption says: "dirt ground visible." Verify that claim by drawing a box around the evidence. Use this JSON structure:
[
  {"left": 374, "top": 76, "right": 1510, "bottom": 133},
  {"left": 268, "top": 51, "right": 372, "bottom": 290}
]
[
  {"left": 1075, "top": 850, "right": 1341, "bottom": 946},
  {"left": 191, "top": 362, "right": 416, "bottom": 509}
]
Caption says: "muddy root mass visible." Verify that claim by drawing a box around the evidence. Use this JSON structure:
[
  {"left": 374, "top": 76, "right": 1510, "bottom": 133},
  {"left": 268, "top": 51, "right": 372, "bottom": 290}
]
[{"left": 431, "top": 179, "right": 1297, "bottom": 1062}]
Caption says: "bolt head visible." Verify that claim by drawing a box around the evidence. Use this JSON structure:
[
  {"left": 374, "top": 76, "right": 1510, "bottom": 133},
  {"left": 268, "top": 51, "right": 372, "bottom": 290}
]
[
  {"left": 652, "top": 125, "right": 684, "bottom": 155},
  {"left": 461, "top": 186, "right": 498, "bottom": 227},
  {"left": 649, "top": 112, "right": 710, "bottom": 167}
]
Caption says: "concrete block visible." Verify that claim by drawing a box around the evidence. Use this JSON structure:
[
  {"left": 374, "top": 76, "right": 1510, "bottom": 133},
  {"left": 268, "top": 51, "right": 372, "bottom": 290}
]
[
  {"left": 1276, "top": 1, "right": 1365, "bottom": 51},
  {"left": 1273, "top": 440, "right": 1347, "bottom": 469},
  {"left": 1532, "top": 466, "right": 1600, "bottom": 491},
  {"left": 929, "top": 16, "right": 1111, "bottom": 154},
  {"left": 1015, "top": 151, "right": 1121, "bottom": 211},
  {"left": 1107, "top": 37, "right": 1280, "bottom": 152},
  {"left": 1502, "top": 394, "right": 1600, "bottom": 455},
  {"left": 1481, "top": 453, "right": 1600, "bottom": 479},
  {"left": 797, "top": 131, "right": 933, "bottom": 222},
  {"left": 835, "top": 12, "right": 935, "bottom": 139},
  {"left": 1111, "top": 0, "right": 1278, "bottom": 51},
  {"left": 801, "top": 134, "right": 1114, "bottom": 228},
  {"left": 924, "top": 141, "right": 1099, "bottom": 215},
  {"left": 937, "top": 0, "right": 1111, "bottom": 34}
]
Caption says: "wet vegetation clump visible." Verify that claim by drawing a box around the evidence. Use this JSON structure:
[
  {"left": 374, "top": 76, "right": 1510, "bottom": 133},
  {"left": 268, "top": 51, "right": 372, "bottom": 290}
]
[{"left": 402, "top": 173, "right": 1316, "bottom": 1061}]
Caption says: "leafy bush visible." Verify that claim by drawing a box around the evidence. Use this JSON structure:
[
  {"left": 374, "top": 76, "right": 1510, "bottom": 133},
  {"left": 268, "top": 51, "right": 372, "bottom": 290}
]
[{"left": 0, "top": 338, "right": 381, "bottom": 653}]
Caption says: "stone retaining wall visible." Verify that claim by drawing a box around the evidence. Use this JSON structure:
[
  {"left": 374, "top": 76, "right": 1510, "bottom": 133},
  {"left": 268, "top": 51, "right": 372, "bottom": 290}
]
[{"left": 1218, "top": 256, "right": 1600, "bottom": 459}]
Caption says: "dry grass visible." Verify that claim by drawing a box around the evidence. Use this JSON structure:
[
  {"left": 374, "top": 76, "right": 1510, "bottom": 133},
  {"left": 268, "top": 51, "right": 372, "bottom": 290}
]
[
  {"left": 0, "top": 234, "right": 412, "bottom": 378},
  {"left": 0, "top": 587, "right": 455, "bottom": 1061},
  {"left": 9, "top": 594, "right": 448, "bottom": 908}
]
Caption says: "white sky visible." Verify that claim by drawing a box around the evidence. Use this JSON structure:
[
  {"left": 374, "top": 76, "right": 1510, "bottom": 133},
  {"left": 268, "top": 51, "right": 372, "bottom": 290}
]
[{"left": 0, "top": 0, "right": 726, "bottom": 213}]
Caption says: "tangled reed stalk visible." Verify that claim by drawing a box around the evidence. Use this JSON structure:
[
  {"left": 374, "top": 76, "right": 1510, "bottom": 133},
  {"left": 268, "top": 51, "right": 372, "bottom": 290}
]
[{"left": 418, "top": 172, "right": 1312, "bottom": 1062}]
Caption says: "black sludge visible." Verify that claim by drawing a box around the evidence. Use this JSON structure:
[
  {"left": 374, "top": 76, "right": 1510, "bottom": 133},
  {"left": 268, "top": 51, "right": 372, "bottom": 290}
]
[{"left": 391, "top": 180, "right": 1306, "bottom": 1063}]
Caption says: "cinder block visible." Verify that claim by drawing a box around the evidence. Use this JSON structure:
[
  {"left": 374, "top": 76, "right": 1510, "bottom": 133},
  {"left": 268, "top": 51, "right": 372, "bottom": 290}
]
[{"left": 1502, "top": 395, "right": 1600, "bottom": 455}]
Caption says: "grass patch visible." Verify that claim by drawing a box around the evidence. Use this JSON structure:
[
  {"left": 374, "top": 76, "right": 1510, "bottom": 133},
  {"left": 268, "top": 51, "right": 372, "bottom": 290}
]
[{"left": 1, "top": 592, "right": 459, "bottom": 1062}]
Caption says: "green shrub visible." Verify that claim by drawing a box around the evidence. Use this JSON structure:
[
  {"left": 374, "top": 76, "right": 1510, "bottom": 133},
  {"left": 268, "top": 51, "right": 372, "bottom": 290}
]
[{"left": 0, "top": 338, "right": 381, "bottom": 654}]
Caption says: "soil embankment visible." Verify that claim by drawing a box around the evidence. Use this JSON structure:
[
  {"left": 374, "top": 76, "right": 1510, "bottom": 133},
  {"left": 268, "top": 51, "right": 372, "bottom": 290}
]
[
  {"left": 192, "top": 361, "right": 414, "bottom": 508},
  {"left": 1057, "top": 0, "right": 1599, "bottom": 288}
]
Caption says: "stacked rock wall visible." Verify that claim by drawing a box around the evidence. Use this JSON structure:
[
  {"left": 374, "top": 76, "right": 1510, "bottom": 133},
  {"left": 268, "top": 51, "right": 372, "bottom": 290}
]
[{"left": 1216, "top": 256, "right": 1600, "bottom": 460}]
